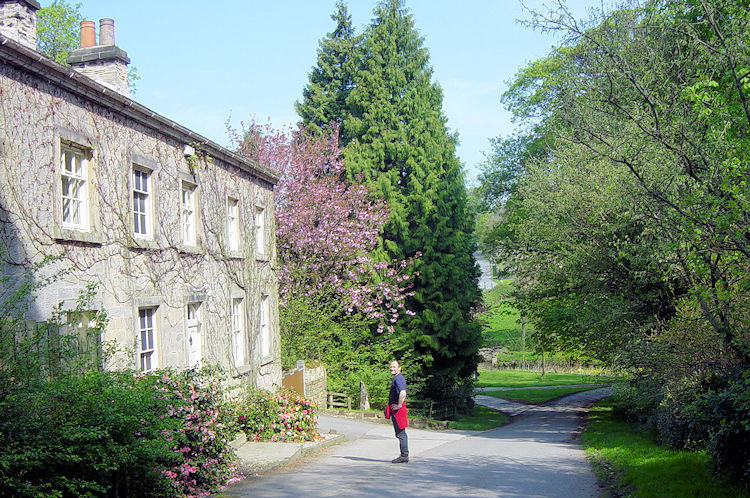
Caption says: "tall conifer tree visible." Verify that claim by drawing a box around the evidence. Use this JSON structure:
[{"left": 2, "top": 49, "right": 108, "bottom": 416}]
[
  {"left": 342, "top": 0, "right": 482, "bottom": 398},
  {"left": 295, "top": 1, "right": 360, "bottom": 141}
]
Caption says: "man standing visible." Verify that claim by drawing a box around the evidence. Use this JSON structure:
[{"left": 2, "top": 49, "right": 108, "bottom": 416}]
[{"left": 387, "top": 360, "right": 409, "bottom": 463}]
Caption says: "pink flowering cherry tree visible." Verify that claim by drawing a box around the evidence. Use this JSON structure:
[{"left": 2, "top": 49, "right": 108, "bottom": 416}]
[{"left": 233, "top": 122, "right": 415, "bottom": 336}]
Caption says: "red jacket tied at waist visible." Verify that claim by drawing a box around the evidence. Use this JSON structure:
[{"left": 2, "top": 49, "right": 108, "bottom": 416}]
[{"left": 384, "top": 402, "right": 408, "bottom": 430}]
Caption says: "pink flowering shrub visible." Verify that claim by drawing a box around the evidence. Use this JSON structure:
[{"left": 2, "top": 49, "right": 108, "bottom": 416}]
[
  {"left": 139, "top": 367, "right": 244, "bottom": 497},
  {"left": 235, "top": 389, "right": 320, "bottom": 442}
]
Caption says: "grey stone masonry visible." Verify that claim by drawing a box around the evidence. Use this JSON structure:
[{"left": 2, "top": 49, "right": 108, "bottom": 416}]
[
  {"left": 0, "top": 0, "right": 40, "bottom": 50},
  {"left": 68, "top": 44, "right": 131, "bottom": 97}
]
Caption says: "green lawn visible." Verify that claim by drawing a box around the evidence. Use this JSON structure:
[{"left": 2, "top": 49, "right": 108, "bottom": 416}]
[
  {"left": 482, "top": 386, "right": 601, "bottom": 404},
  {"left": 476, "top": 368, "right": 618, "bottom": 388},
  {"left": 449, "top": 405, "right": 509, "bottom": 431},
  {"left": 582, "top": 401, "right": 749, "bottom": 497}
]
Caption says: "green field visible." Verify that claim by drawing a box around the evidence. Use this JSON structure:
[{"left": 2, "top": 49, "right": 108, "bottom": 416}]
[
  {"left": 449, "top": 405, "right": 510, "bottom": 431},
  {"left": 476, "top": 369, "right": 618, "bottom": 388},
  {"left": 482, "top": 386, "right": 601, "bottom": 404}
]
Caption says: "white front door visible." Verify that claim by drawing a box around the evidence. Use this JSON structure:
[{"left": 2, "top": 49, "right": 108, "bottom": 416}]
[{"left": 187, "top": 303, "right": 201, "bottom": 368}]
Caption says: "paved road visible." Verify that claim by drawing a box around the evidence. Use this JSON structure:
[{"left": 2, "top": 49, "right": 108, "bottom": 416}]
[{"left": 222, "top": 388, "right": 611, "bottom": 497}]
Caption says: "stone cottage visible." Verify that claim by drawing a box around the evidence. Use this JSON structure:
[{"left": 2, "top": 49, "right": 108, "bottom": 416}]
[{"left": 0, "top": 0, "right": 281, "bottom": 389}]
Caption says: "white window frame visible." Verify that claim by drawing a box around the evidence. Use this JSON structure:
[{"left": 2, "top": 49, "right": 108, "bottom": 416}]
[
  {"left": 181, "top": 182, "right": 197, "bottom": 246},
  {"left": 227, "top": 197, "right": 240, "bottom": 252},
  {"left": 186, "top": 302, "right": 202, "bottom": 369},
  {"left": 259, "top": 294, "right": 270, "bottom": 358},
  {"left": 231, "top": 297, "right": 245, "bottom": 367},
  {"left": 137, "top": 307, "right": 157, "bottom": 373},
  {"left": 60, "top": 143, "right": 89, "bottom": 231},
  {"left": 132, "top": 165, "right": 153, "bottom": 238},
  {"left": 254, "top": 205, "right": 266, "bottom": 257}
]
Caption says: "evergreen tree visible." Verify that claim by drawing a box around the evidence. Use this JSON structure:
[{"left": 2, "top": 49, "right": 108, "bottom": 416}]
[
  {"left": 295, "top": 1, "right": 361, "bottom": 141},
  {"left": 342, "top": 0, "right": 482, "bottom": 399}
]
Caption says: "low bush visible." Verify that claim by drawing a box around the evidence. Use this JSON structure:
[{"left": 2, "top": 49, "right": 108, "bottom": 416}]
[
  {"left": 702, "top": 369, "right": 750, "bottom": 485},
  {"left": 235, "top": 389, "right": 319, "bottom": 442},
  {"left": 0, "top": 367, "right": 244, "bottom": 498}
]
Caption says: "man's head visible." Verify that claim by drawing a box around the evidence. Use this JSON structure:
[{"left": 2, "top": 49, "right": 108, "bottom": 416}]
[{"left": 390, "top": 360, "right": 401, "bottom": 376}]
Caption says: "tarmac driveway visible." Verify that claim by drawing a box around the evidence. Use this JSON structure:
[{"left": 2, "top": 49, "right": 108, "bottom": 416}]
[{"left": 221, "top": 388, "right": 612, "bottom": 497}]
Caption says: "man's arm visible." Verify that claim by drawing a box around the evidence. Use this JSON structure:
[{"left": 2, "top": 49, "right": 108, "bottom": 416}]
[
  {"left": 397, "top": 389, "right": 406, "bottom": 409},
  {"left": 391, "top": 389, "right": 406, "bottom": 410}
]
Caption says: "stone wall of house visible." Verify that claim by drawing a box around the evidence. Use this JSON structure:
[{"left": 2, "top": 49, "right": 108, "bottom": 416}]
[
  {"left": 0, "top": 0, "right": 38, "bottom": 50},
  {"left": 0, "top": 54, "right": 281, "bottom": 389}
]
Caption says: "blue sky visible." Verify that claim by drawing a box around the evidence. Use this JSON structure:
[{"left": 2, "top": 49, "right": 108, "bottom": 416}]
[{"left": 45, "top": 1, "right": 599, "bottom": 183}]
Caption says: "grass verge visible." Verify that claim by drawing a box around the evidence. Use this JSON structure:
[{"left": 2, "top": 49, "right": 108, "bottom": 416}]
[
  {"left": 482, "top": 386, "right": 600, "bottom": 404},
  {"left": 449, "top": 405, "right": 509, "bottom": 431},
  {"left": 476, "top": 369, "right": 618, "bottom": 388},
  {"left": 582, "top": 400, "right": 749, "bottom": 498}
]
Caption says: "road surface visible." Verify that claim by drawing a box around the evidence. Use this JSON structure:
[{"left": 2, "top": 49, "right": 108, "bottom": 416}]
[{"left": 221, "top": 388, "right": 611, "bottom": 497}]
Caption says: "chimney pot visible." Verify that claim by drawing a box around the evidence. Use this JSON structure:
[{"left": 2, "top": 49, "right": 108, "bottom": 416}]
[
  {"left": 80, "top": 20, "right": 95, "bottom": 47},
  {"left": 99, "top": 18, "right": 114, "bottom": 46}
]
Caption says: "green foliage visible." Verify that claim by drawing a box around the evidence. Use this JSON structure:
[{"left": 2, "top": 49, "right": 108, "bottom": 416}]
[
  {"left": 0, "top": 256, "right": 241, "bottom": 496},
  {"left": 296, "top": 0, "right": 483, "bottom": 402},
  {"left": 0, "top": 370, "right": 179, "bottom": 497},
  {"left": 296, "top": 0, "right": 362, "bottom": 141},
  {"left": 342, "top": 0, "right": 482, "bottom": 400},
  {"left": 235, "top": 389, "right": 319, "bottom": 442},
  {"left": 36, "top": 0, "right": 83, "bottom": 64},
  {"left": 703, "top": 369, "right": 750, "bottom": 484},
  {"left": 279, "top": 292, "right": 398, "bottom": 404}
]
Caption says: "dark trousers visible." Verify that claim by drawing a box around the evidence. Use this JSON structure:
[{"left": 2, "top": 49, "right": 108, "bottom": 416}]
[{"left": 392, "top": 416, "right": 408, "bottom": 457}]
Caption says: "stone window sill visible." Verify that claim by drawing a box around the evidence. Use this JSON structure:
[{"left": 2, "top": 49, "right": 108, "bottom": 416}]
[
  {"left": 227, "top": 250, "right": 244, "bottom": 260},
  {"left": 128, "top": 237, "right": 160, "bottom": 250},
  {"left": 260, "top": 355, "right": 275, "bottom": 367},
  {"left": 53, "top": 227, "right": 104, "bottom": 245},
  {"left": 233, "top": 364, "right": 252, "bottom": 378},
  {"left": 178, "top": 244, "right": 204, "bottom": 255}
]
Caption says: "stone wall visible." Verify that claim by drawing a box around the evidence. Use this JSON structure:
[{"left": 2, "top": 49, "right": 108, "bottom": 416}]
[
  {"left": 0, "top": 0, "right": 38, "bottom": 50},
  {"left": 304, "top": 364, "right": 327, "bottom": 409}
]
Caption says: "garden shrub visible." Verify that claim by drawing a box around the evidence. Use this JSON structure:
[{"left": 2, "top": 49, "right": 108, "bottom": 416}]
[
  {"left": 0, "top": 370, "right": 179, "bottom": 497},
  {"left": 703, "top": 368, "right": 750, "bottom": 485},
  {"left": 235, "top": 389, "right": 319, "bottom": 442},
  {"left": 0, "top": 254, "right": 246, "bottom": 497},
  {"left": 145, "top": 367, "right": 244, "bottom": 497}
]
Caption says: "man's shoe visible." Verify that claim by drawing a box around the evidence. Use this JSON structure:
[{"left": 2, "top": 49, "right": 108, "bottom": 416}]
[{"left": 391, "top": 456, "right": 409, "bottom": 463}]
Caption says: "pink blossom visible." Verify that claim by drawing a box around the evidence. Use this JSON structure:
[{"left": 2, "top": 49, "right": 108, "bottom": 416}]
[{"left": 233, "top": 121, "right": 418, "bottom": 330}]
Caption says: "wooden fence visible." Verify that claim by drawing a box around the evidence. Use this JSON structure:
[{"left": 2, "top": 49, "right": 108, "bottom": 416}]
[{"left": 326, "top": 391, "right": 351, "bottom": 410}]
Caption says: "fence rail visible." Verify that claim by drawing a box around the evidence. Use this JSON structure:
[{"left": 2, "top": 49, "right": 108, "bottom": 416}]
[
  {"left": 326, "top": 391, "right": 351, "bottom": 410},
  {"left": 408, "top": 399, "right": 458, "bottom": 420}
]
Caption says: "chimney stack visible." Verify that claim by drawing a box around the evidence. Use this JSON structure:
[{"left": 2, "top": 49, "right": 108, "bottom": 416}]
[
  {"left": 98, "top": 18, "right": 114, "bottom": 45},
  {"left": 80, "top": 20, "right": 95, "bottom": 47},
  {"left": 0, "top": 0, "right": 40, "bottom": 50},
  {"left": 67, "top": 18, "right": 130, "bottom": 97}
]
